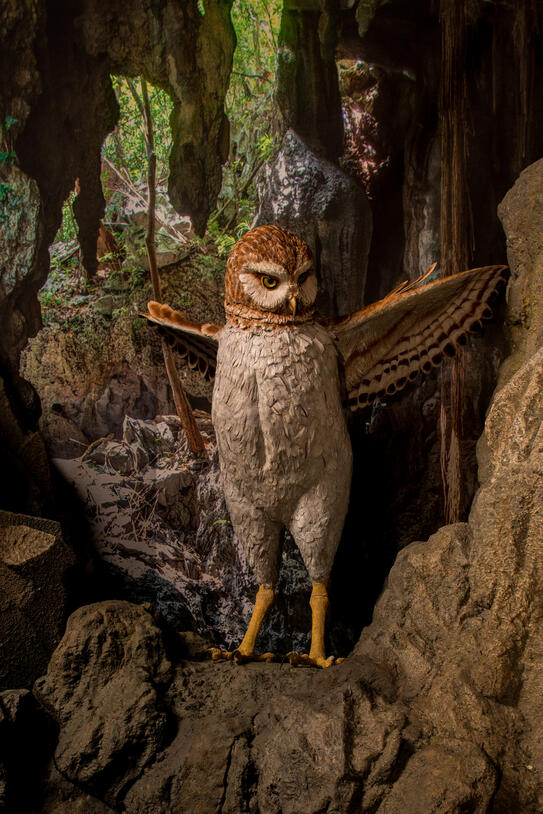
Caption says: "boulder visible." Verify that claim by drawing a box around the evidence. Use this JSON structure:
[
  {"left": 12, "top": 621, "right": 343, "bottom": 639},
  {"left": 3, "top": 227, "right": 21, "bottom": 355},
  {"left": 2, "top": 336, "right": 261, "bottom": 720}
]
[
  {"left": 34, "top": 601, "right": 173, "bottom": 809},
  {"left": 0, "top": 511, "right": 74, "bottom": 690},
  {"left": 497, "top": 157, "right": 543, "bottom": 383}
]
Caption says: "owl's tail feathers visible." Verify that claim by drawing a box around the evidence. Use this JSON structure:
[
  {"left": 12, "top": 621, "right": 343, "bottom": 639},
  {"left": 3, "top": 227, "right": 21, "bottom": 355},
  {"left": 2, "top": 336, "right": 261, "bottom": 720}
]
[
  {"left": 336, "top": 264, "right": 509, "bottom": 411},
  {"left": 141, "top": 301, "right": 221, "bottom": 382}
]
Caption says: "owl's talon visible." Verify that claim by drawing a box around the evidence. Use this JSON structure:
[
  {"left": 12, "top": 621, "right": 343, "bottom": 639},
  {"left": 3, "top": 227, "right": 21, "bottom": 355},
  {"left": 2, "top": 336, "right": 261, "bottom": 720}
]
[
  {"left": 233, "top": 649, "right": 276, "bottom": 664},
  {"left": 233, "top": 649, "right": 250, "bottom": 664},
  {"left": 287, "top": 651, "right": 336, "bottom": 668},
  {"left": 259, "top": 651, "right": 276, "bottom": 663},
  {"left": 209, "top": 647, "right": 275, "bottom": 665},
  {"left": 209, "top": 647, "right": 234, "bottom": 661}
]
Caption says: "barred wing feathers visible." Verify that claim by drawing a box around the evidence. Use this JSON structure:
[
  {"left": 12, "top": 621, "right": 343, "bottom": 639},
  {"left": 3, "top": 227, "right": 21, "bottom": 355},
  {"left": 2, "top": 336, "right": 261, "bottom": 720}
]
[
  {"left": 328, "top": 265, "right": 508, "bottom": 410},
  {"left": 142, "top": 301, "right": 221, "bottom": 382}
]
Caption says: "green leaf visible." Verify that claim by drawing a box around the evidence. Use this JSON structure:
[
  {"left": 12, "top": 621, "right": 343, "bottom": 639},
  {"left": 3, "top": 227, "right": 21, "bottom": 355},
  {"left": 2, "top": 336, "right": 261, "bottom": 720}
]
[{"left": 0, "top": 150, "right": 16, "bottom": 165}]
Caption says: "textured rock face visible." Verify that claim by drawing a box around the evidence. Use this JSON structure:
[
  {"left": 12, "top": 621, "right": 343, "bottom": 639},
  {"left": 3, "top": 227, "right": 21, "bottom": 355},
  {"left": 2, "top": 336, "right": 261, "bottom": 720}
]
[
  {"left": 275, "top": 0, "right": 343, "bottom": 162},
  {"left": 26, "top": 162, "right": 543, "bottom": 813},
  {"left": 20, "top": 259, "right": 224, "bottom": 458},
  {"left": 0, "top": 511, "right": 74, "bottom": 690},
  {"left": 75, "top": 0, "right": 235, "bottom": 236},
  {"left": 35, "top": 601, "right": 174, "bottom": 809},
  {"left": 256, "top": 129, "right": 372, "bottom": 317},
  {"left": 497, "top": 157, "right": 543, "bottom": 384}
]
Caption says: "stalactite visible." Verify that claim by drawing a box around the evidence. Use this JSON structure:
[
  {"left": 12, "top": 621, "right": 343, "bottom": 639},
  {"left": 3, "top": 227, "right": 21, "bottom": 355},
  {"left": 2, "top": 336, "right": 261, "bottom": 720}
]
[{"left": 439, "top": 0, "right": 473, "bottom": 525}]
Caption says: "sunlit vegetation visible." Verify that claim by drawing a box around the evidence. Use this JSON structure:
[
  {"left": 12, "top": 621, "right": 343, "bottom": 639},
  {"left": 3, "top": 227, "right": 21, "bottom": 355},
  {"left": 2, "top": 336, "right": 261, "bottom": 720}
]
[{"left": 51, "top": 0, "right": 282, "bottom": 277}]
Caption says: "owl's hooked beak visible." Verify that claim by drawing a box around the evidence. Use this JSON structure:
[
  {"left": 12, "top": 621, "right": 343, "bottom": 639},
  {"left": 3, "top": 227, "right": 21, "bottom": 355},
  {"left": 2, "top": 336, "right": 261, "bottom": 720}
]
[{"left": 288, "top": 289, "right": 299, "bottom": 315}]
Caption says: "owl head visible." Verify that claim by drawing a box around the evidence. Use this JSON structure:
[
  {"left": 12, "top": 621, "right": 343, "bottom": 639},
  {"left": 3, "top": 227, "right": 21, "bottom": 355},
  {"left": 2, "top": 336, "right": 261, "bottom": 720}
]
[{"left": 225, "top": 225, "right": 317, "bottom": 323}]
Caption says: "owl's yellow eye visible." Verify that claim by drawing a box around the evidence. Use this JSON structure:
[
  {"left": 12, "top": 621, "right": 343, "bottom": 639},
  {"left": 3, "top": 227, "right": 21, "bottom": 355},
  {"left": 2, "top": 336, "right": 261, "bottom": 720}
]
[{"left": 262, "top": 276, "right": 278, "bottom": 290}]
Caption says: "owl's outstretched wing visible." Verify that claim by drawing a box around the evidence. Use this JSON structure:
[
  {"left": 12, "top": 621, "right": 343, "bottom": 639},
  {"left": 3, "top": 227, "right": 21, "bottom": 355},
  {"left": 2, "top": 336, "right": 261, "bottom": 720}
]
[
  {"left": 142, "top": 301, "right": 222, "bottom": 382},
  {"left": 326, "top": 265, "right": 509, "bottom": 410}
]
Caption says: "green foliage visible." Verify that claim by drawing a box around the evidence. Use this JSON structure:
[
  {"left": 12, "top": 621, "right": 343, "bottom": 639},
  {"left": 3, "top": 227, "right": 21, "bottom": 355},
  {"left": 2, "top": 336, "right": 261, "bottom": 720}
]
[
  {"left": 0, "top": 183, "right": 14, "bottom": 221},
  {"left": 0, "top": 150, "right": 16, "bottom": 165},
  {"left": 39, "top": 292, "right": 64, "bottom": 309},
  {"left": 102, "top": 77, "right": 173, "bottom": 186},
  {"left": 49, "top": 4, "right": 282, "bottom": 296},
  {"left": 1, "top": 115, "right": 18, "bottom": 155},
  {"left": 55, "top": 192, "right": 78, "bottom": 243},
  {"left": 212, "top": 0, "right": 282, "bottom": 236}
]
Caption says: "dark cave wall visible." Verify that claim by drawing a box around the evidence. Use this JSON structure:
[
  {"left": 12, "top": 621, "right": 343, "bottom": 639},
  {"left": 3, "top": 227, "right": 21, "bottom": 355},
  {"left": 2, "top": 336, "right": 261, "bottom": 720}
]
[{"left": 339, "top": 0, "right": 543, "bottom": 299}]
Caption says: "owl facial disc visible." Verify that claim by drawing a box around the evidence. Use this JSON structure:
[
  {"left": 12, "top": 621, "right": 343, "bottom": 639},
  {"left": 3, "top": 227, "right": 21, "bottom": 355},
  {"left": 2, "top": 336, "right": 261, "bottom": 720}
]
[{"left": 225, "top": 225, "right": 316, "bottom": 321}]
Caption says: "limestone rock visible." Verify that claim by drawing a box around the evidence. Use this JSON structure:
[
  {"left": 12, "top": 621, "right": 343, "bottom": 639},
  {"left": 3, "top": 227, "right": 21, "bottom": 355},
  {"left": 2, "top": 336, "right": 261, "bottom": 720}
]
[
  {"left": 37, "top": 765, "right": 114, "bottom": 814},
  {"left": 34, "top": 601, "right": 173, "bottom": 809},
  {"left": 0, "top": 0, "right": 234, "bottom": 512},
  {"left": 0, "top": 511, "right": 74, "bottom": 690},
  {"left": 274, "top": 2, "right": 343, "bottom": 161},
  {"left": 33, "top": 600, "right": 400, "bottom": 813},
  {"left": 20, "top": 260, "right": 224, "bottom": 459},
  {"left": 498, "top": 157, "right": 543, "bottom": 383},
  {"left": 376, "top": 741, "right": 496, "bottom": 814}
]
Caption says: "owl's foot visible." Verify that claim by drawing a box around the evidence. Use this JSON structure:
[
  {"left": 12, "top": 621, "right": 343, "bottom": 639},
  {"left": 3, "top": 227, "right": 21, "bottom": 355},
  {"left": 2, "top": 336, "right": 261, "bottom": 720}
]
[
  {"left": 285, "top": 581, "right": 345, "bottom": 668},
  {"left": 234, "top": 650, "right": 275, "bottom": 664},
  {"left": 209, "top": 586, "right": 276, "bottom": 666},
  {"left": 209, "top": 647, "right": 235, "bottom": 662},
  {"left": 287, "top": 651, "right": 336, "bottom": 668},
  {"left": 208, "top": 647, "right": 275, "bottom": 664}
]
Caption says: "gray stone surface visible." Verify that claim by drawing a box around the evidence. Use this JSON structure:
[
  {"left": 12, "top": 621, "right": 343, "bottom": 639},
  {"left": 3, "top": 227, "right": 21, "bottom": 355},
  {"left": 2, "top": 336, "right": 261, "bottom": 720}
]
[{"left": 0, "top": 511, "right": 74, "bottom": 690}]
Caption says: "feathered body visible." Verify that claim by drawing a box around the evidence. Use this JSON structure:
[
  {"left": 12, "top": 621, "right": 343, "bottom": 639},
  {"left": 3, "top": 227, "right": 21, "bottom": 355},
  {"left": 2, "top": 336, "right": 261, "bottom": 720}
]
[{"left": 212, "top": 321, "right": 352, "bottom": 586}]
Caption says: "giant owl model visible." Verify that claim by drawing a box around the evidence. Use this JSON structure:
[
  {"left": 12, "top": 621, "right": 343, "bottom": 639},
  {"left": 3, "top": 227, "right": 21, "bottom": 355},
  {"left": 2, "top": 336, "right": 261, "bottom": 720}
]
[{"left": 144, "top": 225, "right": 507, "bottom": 668}]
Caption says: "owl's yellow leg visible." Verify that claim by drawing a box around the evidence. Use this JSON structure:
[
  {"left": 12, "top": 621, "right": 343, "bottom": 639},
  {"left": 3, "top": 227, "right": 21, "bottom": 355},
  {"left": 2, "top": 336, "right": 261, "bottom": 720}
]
[
  {"left": 288, "top": 581, "right": 336, "bottom": 668},
  {"left": 210, "top": 585, "right": 275, "bottom": 664}
]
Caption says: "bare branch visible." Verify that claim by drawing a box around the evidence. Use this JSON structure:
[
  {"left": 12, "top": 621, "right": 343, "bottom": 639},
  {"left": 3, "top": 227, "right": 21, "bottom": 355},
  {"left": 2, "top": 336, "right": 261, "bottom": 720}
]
[
  {"left": 101, "top": 155, "right": 188, "bottom": 244},
  {"left": 140, "top": 77, "right": 205, "bottom": 456}
]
